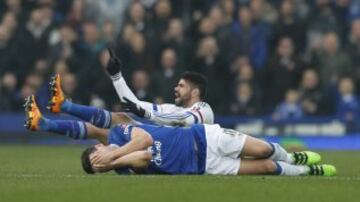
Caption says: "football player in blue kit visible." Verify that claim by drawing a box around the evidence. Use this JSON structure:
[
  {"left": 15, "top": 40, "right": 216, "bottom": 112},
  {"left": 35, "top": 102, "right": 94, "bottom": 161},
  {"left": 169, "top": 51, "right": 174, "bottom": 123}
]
[{"left": 24, "top": 95, "right": 336, "bottom": 176}]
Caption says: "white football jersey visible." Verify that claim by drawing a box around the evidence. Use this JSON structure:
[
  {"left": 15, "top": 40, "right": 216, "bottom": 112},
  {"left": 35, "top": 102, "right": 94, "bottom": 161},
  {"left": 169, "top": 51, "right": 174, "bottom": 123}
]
[
  {"left": 112, "top": 76, "right": 214, "bottom": 127},
  {"left": 150, "top": 101, "right": 215, "bottom": 126}
]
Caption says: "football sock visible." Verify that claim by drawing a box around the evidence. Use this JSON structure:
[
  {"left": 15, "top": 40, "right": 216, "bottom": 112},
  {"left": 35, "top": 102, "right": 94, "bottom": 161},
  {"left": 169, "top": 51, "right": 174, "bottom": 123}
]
[
  {"left": 267, "top": 143, "right": 294, "bottom": 164},
  {"left": 39, "top": 118, "right": 87, "bottom": 140},
  {"left": 61, "top": 100, "right": 112, "bottom": 128},
  {"left": 275, "top": 161, "right": 309, "bottom": 176}
]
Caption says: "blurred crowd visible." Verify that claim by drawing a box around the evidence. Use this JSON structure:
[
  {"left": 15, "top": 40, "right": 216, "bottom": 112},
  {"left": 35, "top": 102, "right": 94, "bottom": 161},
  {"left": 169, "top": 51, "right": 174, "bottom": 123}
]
[{"left": 1, "top": 0, "right": 360, "bottom": 122}]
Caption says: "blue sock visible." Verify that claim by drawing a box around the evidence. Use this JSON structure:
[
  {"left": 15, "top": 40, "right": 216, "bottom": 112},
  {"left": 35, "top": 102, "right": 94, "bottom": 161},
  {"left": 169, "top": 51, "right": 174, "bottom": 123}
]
[
  {"left": 39, "top": 118, "right": 87, "bottom": 140},
  {"left": 274, "top": 161, "right": 283, "bottom": 175},
  {"left": 61, "top": 100, "right": 112, "bottom": 128}
]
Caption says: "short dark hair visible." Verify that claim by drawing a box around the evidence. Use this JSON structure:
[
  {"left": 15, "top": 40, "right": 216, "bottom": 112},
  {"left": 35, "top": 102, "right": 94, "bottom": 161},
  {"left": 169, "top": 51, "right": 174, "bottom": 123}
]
[
  {"left": 180, "top": 71, "right": 208, "bottom": 100},
  {"left": 81, "top": 146, "right": 97, "bottom": 174}
]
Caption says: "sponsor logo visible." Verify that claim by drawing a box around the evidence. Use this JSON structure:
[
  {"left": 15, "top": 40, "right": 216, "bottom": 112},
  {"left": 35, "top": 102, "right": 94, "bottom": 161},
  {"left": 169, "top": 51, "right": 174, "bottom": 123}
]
[{"left": 148, "top": 141, "right": 162, "bottom": 166}]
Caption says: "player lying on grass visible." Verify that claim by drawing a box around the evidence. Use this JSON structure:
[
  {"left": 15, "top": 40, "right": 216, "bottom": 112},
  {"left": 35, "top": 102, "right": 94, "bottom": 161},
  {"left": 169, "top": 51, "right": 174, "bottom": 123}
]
[
  {"left": 105, "top": 48, "right": 214, "bottom": 126},
  {"left": 24, "top": 95, "right": 336, "bottom": 176}
]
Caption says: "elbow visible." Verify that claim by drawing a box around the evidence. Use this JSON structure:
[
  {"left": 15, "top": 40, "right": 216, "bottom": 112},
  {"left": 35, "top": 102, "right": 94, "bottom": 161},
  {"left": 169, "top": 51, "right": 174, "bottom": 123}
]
[
  {"left": 142, "top": 151, "right": 153, "bottom": 161},
  {"left": 132, "top": 127, "right": 153, "bottom": 149},
  {"left": 142, "top": 133, "right": 153, "bottom": 148}
]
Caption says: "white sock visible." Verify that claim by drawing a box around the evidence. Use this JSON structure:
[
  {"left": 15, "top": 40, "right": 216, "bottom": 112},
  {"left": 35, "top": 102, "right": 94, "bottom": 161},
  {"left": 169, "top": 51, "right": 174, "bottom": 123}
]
[
  {"left": 276, "top": 161, "right": 309, "bottom": 176},
  {"left": 268, "top": 143, "right": 294, "bottom": 164}
]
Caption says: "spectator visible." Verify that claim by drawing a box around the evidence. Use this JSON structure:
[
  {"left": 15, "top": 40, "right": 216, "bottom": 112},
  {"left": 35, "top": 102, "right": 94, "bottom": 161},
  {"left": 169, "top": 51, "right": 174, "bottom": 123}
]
[
  {"left": 250, "top": 0, "right": 278, "bottom": 24},
  {"left": 0, "top": 25, "right": 17, "bottom": 76},
  {"left": 298, "top": 69, "right": 324, "bottom": 116},
  {"left": 306, "top": 0, "right": 343, "bottom": 51},
  {"left": 101, "top": 20, "right": 116, "bottom": 45},
  {"left": 273, "top": 89, "right": 304, "bottom": 120},
  {"left": 53, "top": 60, "right": 70, "bottom": 76},
  {"left": 0, "top": 72, "right": 18, "bottom": 111},
  {"left": 162, "top": 18, "right": 190, "bottom": 69},
  {"left": 47, "top": 24, "right": 79, "bottom": 71},
  {"left": 66, "top": 0, "right": 86, "bottom": 28},
  {"left": 266, "top": 37, "right": 304, "bottom": 109},
  {"left": 85, "top": 0, "right": 131, "bottom": 32},
  {"left": 16, "top": 8, "right": 53, "bottom": 77},
  {"left": 336, "top": 77, "right": 360, "bottom": 122},
  {"left": 220, "top": 0, "right": 235, "bottom": 25},
  {"left": 81, "top": 21, "right": 104, "bottom": 55},
  {"left": 231, "top": 6, "right": 268, "bottom": 69},
  {"left": 209, "top": 6, "right": 232, "bottom": 58},
  {"left": 125, "top": 1, "right": 147, "bottom": 33},
  {"left": 312, "top": 32, "right": 352, "bottom": 87},
  {"left": 1, "top": 11, "right": 18, "bottom": 33},
  {"left": 61, "top": 72, "right": 83, "bottom": 104},
  {"left": 130, "top": 69, "right": 153, "bottom": 102},
  {"left": 126, "top": 32, "right": 154, "bottom": 71},
  {"left": 347, "top": 19, "right": 360, "bottom": 94},
  {"left": 231, "top": 58, "right": 262, "bottom": 104},
  {"left": 273, "top": 0, "right": 306, "bottom": 51},
  {"left": 152, "top": 48, "right": 180, "bottom": 103},
  {"left": 229, "top": 82, "right": 261, "bottom": 116},
  {"left": 191, "top": 36, "right": 229, "bottom": 113}
]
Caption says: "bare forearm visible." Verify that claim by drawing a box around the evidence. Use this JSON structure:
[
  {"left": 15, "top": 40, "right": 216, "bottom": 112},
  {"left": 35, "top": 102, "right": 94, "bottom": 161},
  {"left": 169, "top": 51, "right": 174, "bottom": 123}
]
[
  {"left": 110, "top": 151, "right": 152, "bottom": 169},
  {"left": 112, "top": 127, "right": 153, "bottom": 159}
]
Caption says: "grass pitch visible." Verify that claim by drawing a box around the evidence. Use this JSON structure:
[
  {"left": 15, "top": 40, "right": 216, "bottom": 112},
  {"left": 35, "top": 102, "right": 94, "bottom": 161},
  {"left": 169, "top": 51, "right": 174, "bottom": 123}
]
[{"left": 0, "top": 146, "right": 359, "bottom": 202}]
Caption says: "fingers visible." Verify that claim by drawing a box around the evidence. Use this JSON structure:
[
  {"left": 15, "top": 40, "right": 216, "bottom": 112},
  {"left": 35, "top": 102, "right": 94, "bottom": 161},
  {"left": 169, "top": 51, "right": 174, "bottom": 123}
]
[
  {"left": 93, "top": 164, "right": 110, "bottom": 173},
  {"left": 90, "top": 152, "right": 101, "bottom": 165},
  {"left": 108, "top": 47, "right": 115, "bottom": 58},
  {"left": 122, "top": 97, "right": 132, "bottom": 103}
]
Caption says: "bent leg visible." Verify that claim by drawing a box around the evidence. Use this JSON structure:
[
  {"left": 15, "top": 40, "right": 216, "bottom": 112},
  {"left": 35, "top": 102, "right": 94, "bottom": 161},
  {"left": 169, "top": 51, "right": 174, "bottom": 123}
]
[
  {"left": 240, "top": 136, "right": 293, "bottom": 163},
  {"left": 61, "top": 101, "right": 112, "bottom": 128},
  {"left": 85, "top": 123, "right": 109, "bottom": 144},
  {"left": 240, "top": 136, "right": 273, "bottom": 158},
  {"left": 238, "top": 159, "right": 277, "bottom": 175},
  {"left": 111, "top": 112, "right": 140, "bottom": 125},
  {"left": 39, "top": 118, "right": 109, "bottom": 144},
  {"left": 238, "top": 159, "right": 309, "bottom": 176}
]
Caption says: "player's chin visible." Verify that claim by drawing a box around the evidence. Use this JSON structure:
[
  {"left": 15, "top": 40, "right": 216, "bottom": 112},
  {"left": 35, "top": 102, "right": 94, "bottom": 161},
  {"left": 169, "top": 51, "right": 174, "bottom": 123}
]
[{"left": 174, "top": 98, "right": 181, "bottom": 106}]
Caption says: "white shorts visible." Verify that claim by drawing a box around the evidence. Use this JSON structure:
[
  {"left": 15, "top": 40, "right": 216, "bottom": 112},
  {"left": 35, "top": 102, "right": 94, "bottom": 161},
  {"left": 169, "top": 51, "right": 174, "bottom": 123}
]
[{"left": 204, "top": 124, "right": 247, "bottom": 175}]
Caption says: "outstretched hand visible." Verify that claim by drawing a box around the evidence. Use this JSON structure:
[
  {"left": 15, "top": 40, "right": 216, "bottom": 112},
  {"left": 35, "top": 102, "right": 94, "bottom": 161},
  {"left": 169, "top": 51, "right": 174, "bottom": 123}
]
[
  {"left": 121, "top": 97, "right": 150, "bottom": 119},
  {"left": 106, "top": 47, "right": 122, "bottom": 76}
]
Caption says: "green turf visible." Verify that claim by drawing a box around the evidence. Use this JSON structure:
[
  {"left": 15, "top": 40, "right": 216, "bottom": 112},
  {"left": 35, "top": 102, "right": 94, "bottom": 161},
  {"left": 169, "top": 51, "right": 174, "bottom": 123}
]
[{"left": 0, "top": 146, "right": 359, "bottom": 202}]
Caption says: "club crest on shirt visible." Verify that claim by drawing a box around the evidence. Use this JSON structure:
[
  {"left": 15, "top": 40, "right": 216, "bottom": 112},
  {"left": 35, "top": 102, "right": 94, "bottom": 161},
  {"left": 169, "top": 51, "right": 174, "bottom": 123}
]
[{"left": 118, "top": 124, "right": 130, "bottom": 134}]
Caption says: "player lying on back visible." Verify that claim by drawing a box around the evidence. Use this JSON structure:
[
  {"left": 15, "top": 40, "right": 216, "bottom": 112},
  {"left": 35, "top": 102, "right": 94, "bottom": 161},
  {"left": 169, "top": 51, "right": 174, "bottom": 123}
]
[
  {"left": 24, "top": 95, "right": 336, "bottom": 176},
  {"left": 106, "top": 48, "right": 214, "bottom": 126}
]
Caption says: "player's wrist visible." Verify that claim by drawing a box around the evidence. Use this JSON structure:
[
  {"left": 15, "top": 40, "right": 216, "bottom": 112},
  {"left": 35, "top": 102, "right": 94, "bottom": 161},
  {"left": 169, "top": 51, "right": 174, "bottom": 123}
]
[{"left": 110, "top": 72, "right": 122, "bottom": 81}]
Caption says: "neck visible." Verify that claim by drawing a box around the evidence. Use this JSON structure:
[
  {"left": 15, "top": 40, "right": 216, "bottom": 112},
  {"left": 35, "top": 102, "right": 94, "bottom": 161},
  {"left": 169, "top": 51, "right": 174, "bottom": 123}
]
[{"left": 184, "top": 98, "right": 201, "bottom": 108}]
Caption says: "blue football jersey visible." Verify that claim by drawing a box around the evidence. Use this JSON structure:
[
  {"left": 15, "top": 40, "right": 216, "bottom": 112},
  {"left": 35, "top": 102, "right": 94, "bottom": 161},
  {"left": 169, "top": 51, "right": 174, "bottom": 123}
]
[{"left": 108, "top": 124, "right": 207, "bottom": 175}]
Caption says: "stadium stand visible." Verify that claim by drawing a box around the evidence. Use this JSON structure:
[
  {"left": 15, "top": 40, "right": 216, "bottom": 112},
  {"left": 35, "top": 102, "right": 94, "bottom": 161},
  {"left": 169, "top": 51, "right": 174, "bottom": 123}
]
[{"left": 1, "top": 0, "right": 360, "bottom": 140}]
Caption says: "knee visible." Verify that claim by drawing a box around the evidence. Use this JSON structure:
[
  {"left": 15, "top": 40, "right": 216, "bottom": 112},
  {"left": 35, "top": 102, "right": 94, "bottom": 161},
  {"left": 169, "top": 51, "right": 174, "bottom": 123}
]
[
  {"left": 255, "top": 144, "right": 273, "bottom": 158},
  {"left": 262, "top": 160, "right": 277, "bottom": 173}
]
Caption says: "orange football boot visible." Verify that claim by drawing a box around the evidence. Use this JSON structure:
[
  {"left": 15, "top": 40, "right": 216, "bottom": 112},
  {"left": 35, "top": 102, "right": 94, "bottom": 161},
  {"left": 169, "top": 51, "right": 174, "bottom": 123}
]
[
  {"left": 48, "top": 74, "right": 65, "bottom": 113},
  {"left": 24, "top": 95, "right": 42, "bottom": 131}
]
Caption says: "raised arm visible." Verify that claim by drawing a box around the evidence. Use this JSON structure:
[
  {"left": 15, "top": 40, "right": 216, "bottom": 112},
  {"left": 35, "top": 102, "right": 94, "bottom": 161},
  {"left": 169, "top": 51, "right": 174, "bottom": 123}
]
[
  {"left": 121, "top": 99, "right": 213, "bottom": 126},
  {"left": 106, "top": 48, "right": 154, "bottom": 112}
]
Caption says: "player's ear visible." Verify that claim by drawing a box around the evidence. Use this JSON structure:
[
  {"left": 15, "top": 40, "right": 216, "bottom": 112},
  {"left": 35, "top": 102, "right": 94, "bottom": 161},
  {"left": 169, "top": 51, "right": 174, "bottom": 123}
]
[{"left": 191, "top": 88, "right": 200, "bottom": 98}]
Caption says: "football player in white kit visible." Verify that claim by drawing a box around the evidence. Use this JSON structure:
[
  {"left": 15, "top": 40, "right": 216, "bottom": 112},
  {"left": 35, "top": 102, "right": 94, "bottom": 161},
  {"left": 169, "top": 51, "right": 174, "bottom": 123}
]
[{"left": 107, "top": 48, "right": 214, "bottom": 126}]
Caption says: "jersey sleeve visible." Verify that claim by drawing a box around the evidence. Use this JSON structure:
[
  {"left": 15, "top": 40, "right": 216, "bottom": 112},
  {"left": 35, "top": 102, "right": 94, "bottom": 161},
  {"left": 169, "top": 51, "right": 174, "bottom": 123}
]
[
  {"left": 108, "top": 124, "right": 134, "bottom": 146},
  {"left": 148, "top": 102, "right": 214, "bottom": 126},
  {"left": 188, "top": 102, "right": 214, "bottom": 124}
]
